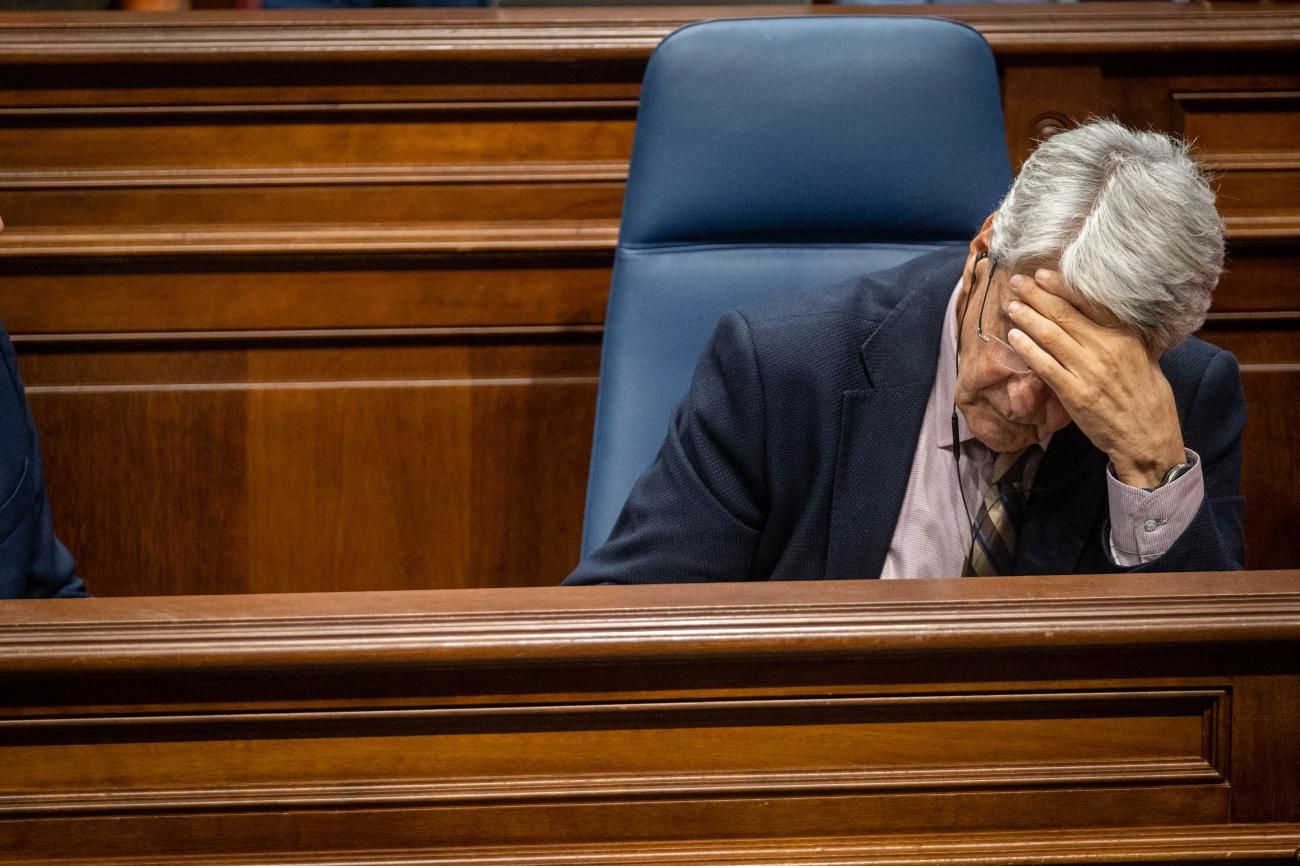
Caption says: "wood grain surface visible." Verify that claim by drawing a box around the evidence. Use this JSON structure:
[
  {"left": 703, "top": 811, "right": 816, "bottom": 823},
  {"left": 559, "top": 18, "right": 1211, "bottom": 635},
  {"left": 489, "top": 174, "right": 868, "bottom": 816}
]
[{"left": 2, "top": 572, "right": 1298, "bottom": 863}]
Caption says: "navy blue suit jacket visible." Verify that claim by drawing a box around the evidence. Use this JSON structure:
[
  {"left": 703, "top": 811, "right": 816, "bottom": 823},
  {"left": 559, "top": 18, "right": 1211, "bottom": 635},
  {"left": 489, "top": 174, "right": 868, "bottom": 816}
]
[
  {"left": 0, "top": 324, "right": 84, "bottom": 598},
  {"left": 567, "top": 248, "right": 1246, "bottom": 584}
]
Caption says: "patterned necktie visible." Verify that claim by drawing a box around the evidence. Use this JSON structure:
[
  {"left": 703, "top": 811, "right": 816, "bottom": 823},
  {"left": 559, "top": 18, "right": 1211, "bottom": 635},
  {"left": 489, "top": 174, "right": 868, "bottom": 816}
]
[{"left": 963, "top": 445, "right": 1040, "bottom": 577}]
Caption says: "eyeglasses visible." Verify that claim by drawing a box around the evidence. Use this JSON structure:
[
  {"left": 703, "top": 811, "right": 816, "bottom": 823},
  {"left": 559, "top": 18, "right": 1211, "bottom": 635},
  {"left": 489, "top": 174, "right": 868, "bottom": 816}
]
[{"left": 970, "top": 252, "right": 1032, "bottom": 375}]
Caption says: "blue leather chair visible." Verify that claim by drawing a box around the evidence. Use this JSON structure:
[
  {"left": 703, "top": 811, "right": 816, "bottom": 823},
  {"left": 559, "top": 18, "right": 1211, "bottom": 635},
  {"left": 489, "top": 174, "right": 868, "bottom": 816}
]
[
  {"left": 580, "top": 16, "right": 1013, "bottom": 558},
  {"left": 837, "top": 1, "right": 1064, "bottom": 6}
]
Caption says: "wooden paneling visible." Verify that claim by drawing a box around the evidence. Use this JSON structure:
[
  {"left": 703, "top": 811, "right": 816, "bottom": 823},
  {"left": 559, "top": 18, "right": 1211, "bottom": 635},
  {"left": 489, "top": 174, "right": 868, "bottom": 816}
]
[
  {"left": 1, "top": 572, "right": 1297, "bottom": 863},
  {"left": 0, "top": 105, "right": 638, "bottom": 170},
  {"left": 26, "top": 333, "right": 599, "bottom": 593},
  {"left": 0, "top": 5, "right": 1297, "bottom": 594},
  {"left": 0, "top": 253, "right": 615, "bottom": 332},
  {"left": 0, "top": 691, "right": 1228, "bottom": 804}
]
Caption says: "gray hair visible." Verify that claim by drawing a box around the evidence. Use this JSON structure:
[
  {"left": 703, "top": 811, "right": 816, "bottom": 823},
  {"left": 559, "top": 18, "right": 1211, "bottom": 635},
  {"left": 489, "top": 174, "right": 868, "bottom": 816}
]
[{"left": 988, "top": 119, "right": 1224, "bottom": 352}]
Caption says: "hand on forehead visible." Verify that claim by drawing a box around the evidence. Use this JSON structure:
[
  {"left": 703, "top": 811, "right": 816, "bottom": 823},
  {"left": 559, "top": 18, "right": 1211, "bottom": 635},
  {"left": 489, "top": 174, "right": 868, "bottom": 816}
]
[{"left": 1009, "top": 267, "right": 1122, "bottom": 329}]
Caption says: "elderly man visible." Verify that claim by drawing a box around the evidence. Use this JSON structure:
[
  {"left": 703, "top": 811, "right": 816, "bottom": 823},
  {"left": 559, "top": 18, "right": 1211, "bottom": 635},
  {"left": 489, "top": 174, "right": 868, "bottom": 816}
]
[
  {"left": 566, "top": 119, "right": 1243, "bottom": 584},
  {"left": 0, "top": 215, "right": 85, "bottom": 598}
]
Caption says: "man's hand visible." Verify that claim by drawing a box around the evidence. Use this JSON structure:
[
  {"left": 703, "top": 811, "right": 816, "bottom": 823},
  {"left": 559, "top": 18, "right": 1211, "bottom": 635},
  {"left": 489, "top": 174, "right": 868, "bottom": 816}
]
[{"left": 1005, "top": 269, "right": 1186, "bottom": 489}]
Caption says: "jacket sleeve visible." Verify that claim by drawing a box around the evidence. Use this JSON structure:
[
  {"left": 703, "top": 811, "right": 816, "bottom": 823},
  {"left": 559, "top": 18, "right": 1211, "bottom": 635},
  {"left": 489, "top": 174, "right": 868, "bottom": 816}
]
[
  {"left": 1131, "top": 347, "right": 1245, "bottom": 572},
  {"left": 0, "top": 327, "right": 86, "bottom": 598},
  {"left": 564, "top": 311, "right": 768, "bottom": 584}
]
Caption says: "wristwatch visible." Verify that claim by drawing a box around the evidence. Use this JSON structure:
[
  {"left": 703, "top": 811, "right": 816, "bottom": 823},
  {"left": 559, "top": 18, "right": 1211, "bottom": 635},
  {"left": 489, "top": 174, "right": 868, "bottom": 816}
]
[{"left": 1146, "top": 460, "right": 1194, "bottom": 492}]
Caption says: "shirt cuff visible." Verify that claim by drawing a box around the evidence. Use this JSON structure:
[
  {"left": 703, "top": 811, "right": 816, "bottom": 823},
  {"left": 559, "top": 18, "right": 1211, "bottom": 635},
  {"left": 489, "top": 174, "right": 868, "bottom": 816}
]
[{"left": 1106, "top": 449, "right": 1204, "bottom": 567}]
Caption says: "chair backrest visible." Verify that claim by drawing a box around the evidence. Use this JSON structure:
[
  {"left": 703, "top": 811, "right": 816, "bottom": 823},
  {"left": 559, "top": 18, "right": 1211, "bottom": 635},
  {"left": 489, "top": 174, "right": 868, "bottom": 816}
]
[{"left": 581, "top": 16, "right": 1012, "bottom": 557}]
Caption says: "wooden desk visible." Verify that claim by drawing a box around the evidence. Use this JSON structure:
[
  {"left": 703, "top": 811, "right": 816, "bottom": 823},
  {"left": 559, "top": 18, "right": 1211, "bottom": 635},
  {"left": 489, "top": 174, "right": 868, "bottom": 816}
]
[
  {"left": 2, "top": 571, "right": 1299, "bottom": 863},
  {"left": 0, "top": 5, "right": 1297, "bottom": 593}
]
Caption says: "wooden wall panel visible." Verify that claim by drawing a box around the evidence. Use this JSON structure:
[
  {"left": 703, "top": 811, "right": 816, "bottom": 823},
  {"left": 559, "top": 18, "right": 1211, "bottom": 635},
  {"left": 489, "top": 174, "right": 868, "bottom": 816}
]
[
  {"left": 26, "top": 334, "right": 598, "bottom": 594},
  {"left": 1, "top": 572, "right": 1297, "bottom": 863},
  {"left": 0, "top": 106, "right": 638, "bottom": 170},
  {"left": 1, "top": 254, "right": 614, "bottom": 332},
  {"left": 0, "top": 692, "right": 1226, "bottom": 800},
  {"left": 1228, "top": 367, "right": 1300, "bottom": 572},
  {"left": 0, "top": 5, "right": 1297, "bottom": 594},
  {"left": 4, "top": 182, "right": 625, "bottom": 227}
]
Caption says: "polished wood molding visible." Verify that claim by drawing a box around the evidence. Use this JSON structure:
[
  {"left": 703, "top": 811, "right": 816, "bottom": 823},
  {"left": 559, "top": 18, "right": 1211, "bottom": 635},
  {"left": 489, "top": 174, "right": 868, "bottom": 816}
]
[
  {"left": 0, "top": 5, "right": 1297, "bottom": 63},
  {"left": 0, "top": 221, "right": 620, "bottom": 257},
  {"left": 0, "top": 693, "right": 1230, "bottom": 815},
  {"left": 1, "top": 827, "right": 1298, "bottom": 865},
  {"left": 2, "top": 573, "right": 1299, "bottom": 863},
  {"left": 9, "top": 324, "right": 606, "bottom": 346},
  {"left": 0, "top": 161, "right": 631, "bottom": 189},
  {"left": 5, "top": 571, "right": 1300, "bottom": 674}
]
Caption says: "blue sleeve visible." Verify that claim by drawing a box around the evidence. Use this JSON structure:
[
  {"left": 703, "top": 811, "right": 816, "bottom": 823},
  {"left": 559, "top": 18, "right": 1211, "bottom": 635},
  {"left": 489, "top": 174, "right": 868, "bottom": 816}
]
[
  {"left": 564, "top": 311, "right": 768, "bottom": 584},
  {"left": 0, "top": 325, "right": 86, "bottom": 598},
  {"left": 1131, "top": 347, "right": 1245, "bottom": 572}
]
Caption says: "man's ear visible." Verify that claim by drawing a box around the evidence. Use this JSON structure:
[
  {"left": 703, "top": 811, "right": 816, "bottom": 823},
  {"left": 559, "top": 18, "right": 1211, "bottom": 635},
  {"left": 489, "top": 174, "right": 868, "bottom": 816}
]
[
  {"left": 969, "top": 213, "right": 994, "bottom": 256},
  {"left": 961, "top": 213, "right": 996, "bottom": 298}
]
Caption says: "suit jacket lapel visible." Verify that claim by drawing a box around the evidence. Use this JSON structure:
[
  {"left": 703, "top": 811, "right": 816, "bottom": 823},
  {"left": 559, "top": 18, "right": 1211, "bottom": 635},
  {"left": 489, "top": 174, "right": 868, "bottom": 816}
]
[
  {"left": 1014, "top": 423, "right": 1108, "bottom": 575},
  {"left": 824, "top": 275, "right": 951, "bottom": 580}
]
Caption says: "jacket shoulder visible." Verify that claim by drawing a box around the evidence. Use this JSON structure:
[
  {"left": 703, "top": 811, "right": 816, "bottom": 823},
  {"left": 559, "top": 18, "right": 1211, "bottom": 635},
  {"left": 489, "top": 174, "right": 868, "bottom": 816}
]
[{"left": 1161, "top": 335, "right": 1240, "bottom": 394}]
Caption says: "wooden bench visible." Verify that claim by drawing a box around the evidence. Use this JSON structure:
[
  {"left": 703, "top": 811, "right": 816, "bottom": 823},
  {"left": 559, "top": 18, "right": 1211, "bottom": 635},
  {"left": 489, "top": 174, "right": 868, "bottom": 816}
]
[{"left": 3, "top": 571, "right": 1299, "bottom": 863}]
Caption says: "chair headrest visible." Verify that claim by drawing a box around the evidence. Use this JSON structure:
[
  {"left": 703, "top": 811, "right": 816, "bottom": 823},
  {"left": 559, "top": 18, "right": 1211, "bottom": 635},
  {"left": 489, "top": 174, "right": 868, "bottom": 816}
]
[{"left": 621, "top": 16, "right": 1012, "bottom": 248}]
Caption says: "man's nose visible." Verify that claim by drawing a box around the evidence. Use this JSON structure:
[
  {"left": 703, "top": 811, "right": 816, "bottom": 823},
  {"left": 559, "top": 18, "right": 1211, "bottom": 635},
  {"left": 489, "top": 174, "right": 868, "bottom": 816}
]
[{"left": 1007, "top": 373, "right": 1050, "bottom": 415}]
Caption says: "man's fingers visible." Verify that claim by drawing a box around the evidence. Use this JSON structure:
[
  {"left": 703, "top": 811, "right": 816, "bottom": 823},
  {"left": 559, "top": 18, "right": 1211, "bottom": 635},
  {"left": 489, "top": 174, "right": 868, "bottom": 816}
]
[
  {"left": 1030, "top": 268, "right": 1071, "bottom": 298},
  {"left": 1006, "top": 294, "right": 1083, "bottom": 369},
  {"left": 1007, "top": 327, "right": 1072, "bottom": 395},
  {"left": 1009, "top": 272, "right": 1087, "bottom": 332},
  {"left": 1024, "top": 269, "right": 1123, "bottom": 328}
]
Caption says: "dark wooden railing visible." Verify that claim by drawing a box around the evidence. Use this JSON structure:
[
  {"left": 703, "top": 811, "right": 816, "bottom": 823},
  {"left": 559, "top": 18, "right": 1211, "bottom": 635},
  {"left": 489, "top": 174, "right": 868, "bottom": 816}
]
[{"left": 3, "top": 571, "right": 1299, "bottom": 863}]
